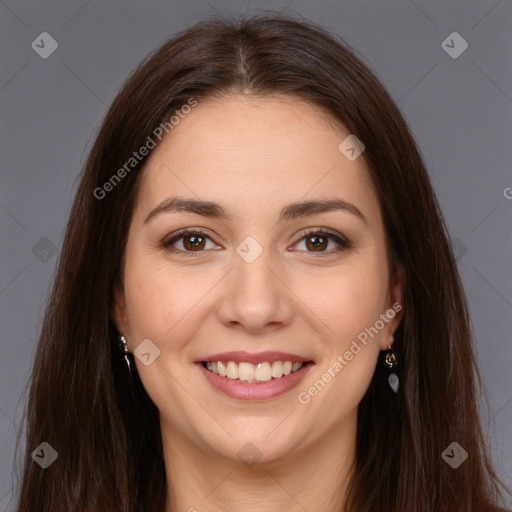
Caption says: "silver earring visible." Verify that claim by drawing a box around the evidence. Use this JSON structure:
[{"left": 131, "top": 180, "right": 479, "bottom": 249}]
[
  {"left": 385, "top": 331, "right": 399, "bottom": 393},
  {"left": 118, "top": 335, "right": 132, "bottom": 377}
]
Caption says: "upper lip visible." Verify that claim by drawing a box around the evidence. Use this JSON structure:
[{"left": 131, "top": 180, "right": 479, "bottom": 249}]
[{"left": 196, "top": 351, "right": 313, "bottom": 364}]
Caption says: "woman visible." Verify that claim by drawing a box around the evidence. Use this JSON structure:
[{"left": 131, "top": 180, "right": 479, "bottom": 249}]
[{"left": 13, "top": 13, "right": 510, "bottom": 512}]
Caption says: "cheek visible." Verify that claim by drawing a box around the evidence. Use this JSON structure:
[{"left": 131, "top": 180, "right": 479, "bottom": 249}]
[
  {"left": 123, "top": 250, "right": 221, "bottom": 348},
  {"left": 121, "top": 243, "right": 176, "bottom": 341},
  {"left": 124, "top": 266, "right": 176, "bottom": 340},
  {"left": 298, "top": 260, "right": 389, "bottom": 414},
  {"left": 122, "top": 255, "right": 204, "bottom": 410},
  {"left": 296, "top": 259, "right": 388, "bottom": 346},
  {"left": 296, "top": 274, "right": 386, "bottom": 422}
]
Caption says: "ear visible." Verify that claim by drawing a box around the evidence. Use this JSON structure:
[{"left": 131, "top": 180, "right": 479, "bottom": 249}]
[
  {"left": 379, "top": 264, "right": 406, "bottom": 351},
  {"left": 111, "top": 282, "right": 131, "bottom": 342}
]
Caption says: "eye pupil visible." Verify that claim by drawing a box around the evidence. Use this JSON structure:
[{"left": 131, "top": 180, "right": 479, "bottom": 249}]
[
  {"left": 183, "top": 234, "right": 205, "bottom": 250},
  {"left": 306, "top": 235, "right": 328, "bottom": 251}
]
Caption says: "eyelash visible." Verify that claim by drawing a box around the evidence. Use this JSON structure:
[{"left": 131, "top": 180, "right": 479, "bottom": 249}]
[{"left": 161, "top": 227, "right": 352, "bottom": 257}]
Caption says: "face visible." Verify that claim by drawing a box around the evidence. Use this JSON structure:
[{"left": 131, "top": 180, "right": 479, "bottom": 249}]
[{"left": 113, "top": 94, "right": 404, "bottom": 466}]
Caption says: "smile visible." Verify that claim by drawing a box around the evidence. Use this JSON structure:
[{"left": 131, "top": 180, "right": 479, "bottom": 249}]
[
  {"left": 202, "top": 360, "right": 307, "bottom": 383},
  {"left": 196, "top": 353, "right": 315, "bottom": 400}
]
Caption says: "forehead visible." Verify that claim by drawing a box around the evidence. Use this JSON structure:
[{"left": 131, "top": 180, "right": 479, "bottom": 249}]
[{"left": 134, "top": 94, "right": 380, "bottom": 226}]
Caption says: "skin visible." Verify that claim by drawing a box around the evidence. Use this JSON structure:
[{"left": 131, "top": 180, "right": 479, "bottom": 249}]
[{"left": 113, "top": 94, "right": 405, "bottom": 512}]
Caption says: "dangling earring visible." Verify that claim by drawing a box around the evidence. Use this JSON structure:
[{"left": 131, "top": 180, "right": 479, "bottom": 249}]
[
  {"left": 385, "top": 331, "right": 399, "bottom": 393},
  {"left": 118, "top": 335, "right": 132, "bottom": 377}
]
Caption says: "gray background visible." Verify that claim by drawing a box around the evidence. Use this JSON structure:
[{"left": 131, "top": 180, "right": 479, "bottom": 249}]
[{"left": 1, "top": 0, "right": 511, "bottom": 509}]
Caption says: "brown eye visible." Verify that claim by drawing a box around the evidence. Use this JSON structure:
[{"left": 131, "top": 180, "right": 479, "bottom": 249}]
[
  {"left": 305, "top": 234, "right": 329, "bottom": 251},
  {"left": 162, "top": 229, "right": 219, "bottom": 254},
  {"left": 162, "top": 228, "right": 351, "bottom": 257},
  {"left": 293, "top": 229, "right": 351, "bottom": 255},
  {"left": 182, "top": 233, "right": 206, "bottom": 251}
]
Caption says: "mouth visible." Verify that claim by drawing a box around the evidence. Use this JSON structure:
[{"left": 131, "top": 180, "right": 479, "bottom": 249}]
[
  {"left": 200, "top": 359, "right": 313, "bottom": 383},
  {"left": 195, "top": 351, "right": 315, "bottom": 400}
]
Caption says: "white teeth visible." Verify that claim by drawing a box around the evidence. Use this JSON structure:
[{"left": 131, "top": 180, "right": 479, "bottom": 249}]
[
  {"left": 217, "top": 361, "right": 227, "bottom": 377},
  {"left": 204, "top": 360, "right": 305, "bottom": 382},
  {"left": 226, "top": 361, "right": 238, "bottom": 379},
  {"left": 238, "top": 362, "right": 255, "bottom": 382},
  {"left": 254, "top": 362, "right": 272, "bottom": 382},
  {"left": 271, "top": 361, "right": 283, "bottom": 378}
]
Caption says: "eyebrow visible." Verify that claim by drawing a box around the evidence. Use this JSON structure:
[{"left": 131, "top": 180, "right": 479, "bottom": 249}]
[{"left": 143, "top": 196, "right": 370, "bottom": 228}]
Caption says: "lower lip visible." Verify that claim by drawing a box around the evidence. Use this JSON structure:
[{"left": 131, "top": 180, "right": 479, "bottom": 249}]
[{"left": 197, "top": 362, "right": 314, "bottom": 401}]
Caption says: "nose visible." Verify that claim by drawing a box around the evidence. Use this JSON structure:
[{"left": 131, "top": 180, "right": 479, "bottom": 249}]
[{"left": 216, "top": 245, "right": 294, "bottom": 334}]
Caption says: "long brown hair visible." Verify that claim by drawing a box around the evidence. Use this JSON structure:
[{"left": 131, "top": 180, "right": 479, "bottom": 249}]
[{"left": 13, "top": 12, "right": 510, "bottom": 512}]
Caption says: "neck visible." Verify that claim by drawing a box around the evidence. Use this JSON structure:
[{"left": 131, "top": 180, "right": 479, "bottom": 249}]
[{"left": 162, "top": 417, "right": 356, "bottom": 512}]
